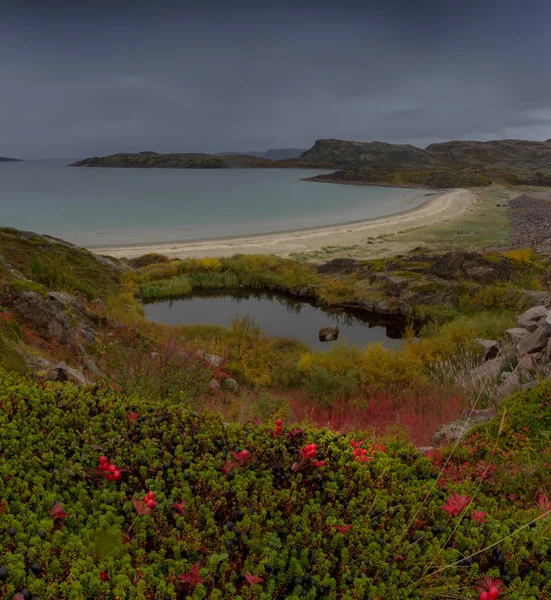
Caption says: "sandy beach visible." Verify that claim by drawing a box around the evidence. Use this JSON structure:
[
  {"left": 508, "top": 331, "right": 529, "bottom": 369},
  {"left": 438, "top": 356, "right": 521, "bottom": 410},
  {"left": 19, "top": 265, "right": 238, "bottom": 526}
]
[{"left": 97, "top": 188, "right": 476, "bottom": 260}]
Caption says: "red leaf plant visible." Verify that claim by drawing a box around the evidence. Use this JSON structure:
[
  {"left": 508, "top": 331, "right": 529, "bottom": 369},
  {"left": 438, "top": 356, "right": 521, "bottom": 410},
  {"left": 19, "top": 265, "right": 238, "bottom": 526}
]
[
  {"left": 333, "top": 524, "right": 352, "bottom": 534},
  {"left": 474, "top": 575, "right": 503, "bottom": 599},
  {"left": 472, "top": 510, "right": 488, "bottom": 524},
  {"left": 126, "top": 410, "right": 139, "bottom": 423},
  {"left": 50, "top": 501, "right": 68, "bottom": 522},
  {"left": 172, "top": 501, "right": 186, "bottom": 515},
  {"left": 223, "top": 449, "right": 253, "bottom": 477},
  {"left": 271, "top": 418, "right": 283, "bottom": 438},
  {"left": 441, "top": 492, "right": 471, "bottom": 518},
  {"left": 537, "top": 494, "right": 551, "bottom": 514},
  {"left": 99, "top": 570, "right": 110, "bottom": 582},
  {"left": 244, "top": 573, "right": 263, "bottom": 599},
  {"left": 178, "top": 561, "right": 205, "bottom": 587},
  {"left": 230, "top": 449, "right": 252, "bottom": 466},
  {"left": 292, "top": 443, "right": 326, "bottom": 472}
]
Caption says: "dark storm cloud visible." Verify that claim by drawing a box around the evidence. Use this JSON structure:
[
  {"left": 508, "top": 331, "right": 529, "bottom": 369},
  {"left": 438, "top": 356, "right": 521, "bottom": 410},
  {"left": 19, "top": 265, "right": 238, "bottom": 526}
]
[{"left": 1, "top": 0, "right": 551, "bottom": 158}]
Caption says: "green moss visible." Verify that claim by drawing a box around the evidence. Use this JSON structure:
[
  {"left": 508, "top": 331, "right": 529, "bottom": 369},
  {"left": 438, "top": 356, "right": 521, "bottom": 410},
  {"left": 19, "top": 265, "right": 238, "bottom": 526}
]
[
  {"left": 6, "top": 278, "right": 46, "bottom": 295},
  {"left": 0, "top": 337, "right": 28, "bottom": 374}
]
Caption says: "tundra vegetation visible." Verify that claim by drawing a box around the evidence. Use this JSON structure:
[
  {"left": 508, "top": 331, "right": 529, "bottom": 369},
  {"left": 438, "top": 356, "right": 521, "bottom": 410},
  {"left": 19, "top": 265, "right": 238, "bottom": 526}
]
[{"left": 1, "top": 220, "right": 551, "bottom": 598}]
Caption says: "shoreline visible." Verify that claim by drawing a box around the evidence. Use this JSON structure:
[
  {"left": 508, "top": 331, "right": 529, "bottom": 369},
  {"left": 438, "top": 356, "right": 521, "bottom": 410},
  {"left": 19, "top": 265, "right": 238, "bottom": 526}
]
[{"left": 94, "top": 188, "right": 476, "bottom": 260}]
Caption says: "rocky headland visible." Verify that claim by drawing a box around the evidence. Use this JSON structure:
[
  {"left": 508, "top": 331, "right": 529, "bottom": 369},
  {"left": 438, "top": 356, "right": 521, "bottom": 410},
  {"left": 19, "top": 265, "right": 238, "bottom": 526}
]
[{"left": 70, "top": 137, "right": 551, "bottom": 189}]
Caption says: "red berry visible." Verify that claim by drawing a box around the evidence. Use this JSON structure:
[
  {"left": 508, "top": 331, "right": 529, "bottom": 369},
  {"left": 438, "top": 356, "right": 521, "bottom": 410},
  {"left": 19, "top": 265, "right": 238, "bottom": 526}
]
[
  {"left": 147, "top": 491, "right": 155, "bottom": 499},
  {"left": 113, "top": 470, "right": 121, "bottom": 481},
  {"left": 479, "top": 592, "right": 489, "bottom": 600},
  {"left": 276, "top": 418, "right": 282, "bottom": 426},
  {"left": 489, "top": 587, "right": 500, "bottom": 600},
  {"left": 99, "top": 456, "right": 108, "bottom": 464},
  {"left": 241, "top": 450, "right": 249, "bottom": 456},
  {"left": 108, "top": 464, "right": 116, "bottom": 472},
  {"left": 146, "top": 499, "right": 156, "bottom": 509},
  {"left": 107, "top": 474, "right": 114, "bottom": 481}
]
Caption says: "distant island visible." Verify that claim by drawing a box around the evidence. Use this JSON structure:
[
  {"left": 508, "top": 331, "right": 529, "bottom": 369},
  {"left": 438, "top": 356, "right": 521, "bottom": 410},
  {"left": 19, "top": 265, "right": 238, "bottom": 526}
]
[
  {"left": 70, "top": 137, "right": 551, "bottom": 188},
  {"left": 0, "top": 156, "right": 21, "bottom": 162},
  {"left": 216, "top": 148, "right": 306, "bottom": 160}
]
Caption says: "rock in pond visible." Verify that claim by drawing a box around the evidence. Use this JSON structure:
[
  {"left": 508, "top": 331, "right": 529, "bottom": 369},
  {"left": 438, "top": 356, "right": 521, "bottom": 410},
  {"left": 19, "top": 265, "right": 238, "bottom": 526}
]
[{"left": 319, "top": 326, "right": 339, "bottom": 342}]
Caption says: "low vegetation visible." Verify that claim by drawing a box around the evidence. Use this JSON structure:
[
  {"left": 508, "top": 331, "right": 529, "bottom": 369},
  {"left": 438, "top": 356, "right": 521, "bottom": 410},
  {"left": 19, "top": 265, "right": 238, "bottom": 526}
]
[{"left": 1, "top": 370, "right": 551, "bottom": 599}]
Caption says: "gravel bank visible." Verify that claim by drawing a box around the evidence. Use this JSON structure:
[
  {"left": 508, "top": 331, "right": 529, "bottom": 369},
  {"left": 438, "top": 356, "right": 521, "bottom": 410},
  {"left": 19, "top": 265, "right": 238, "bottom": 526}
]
[{"left": 509, "top": 192, "right": 551, "bottom": 248}]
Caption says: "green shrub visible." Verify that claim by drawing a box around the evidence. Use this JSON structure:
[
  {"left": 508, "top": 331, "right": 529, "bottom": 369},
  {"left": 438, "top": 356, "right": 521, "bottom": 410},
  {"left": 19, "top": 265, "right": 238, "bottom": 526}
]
[
  {"left": 0, "top": 370, "right": 550, "bottom": 598},
  {"left": 28, "top": 253, "right": 77, "bottom": 291}
]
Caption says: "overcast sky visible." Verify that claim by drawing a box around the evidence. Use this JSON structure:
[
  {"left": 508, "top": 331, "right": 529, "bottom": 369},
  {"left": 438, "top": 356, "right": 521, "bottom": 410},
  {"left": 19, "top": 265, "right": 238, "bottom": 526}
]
[{"left": 2, "top": 0, "right": 551, "bottom": 158}]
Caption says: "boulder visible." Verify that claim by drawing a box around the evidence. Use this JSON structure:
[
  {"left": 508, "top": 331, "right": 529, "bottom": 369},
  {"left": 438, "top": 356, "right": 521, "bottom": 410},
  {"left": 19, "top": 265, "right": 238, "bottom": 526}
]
[
  {"left": 80, "top": 323, "right": 97, "bottom": 344},
  {"left": 519, "top": 290, "right": 551, "bottom": 308},
  {"left": 474, "top": 338, "right": 499, "bottom": 361},
  {"left": 546, "top": 311, "right": 551, "bottom": 333},
  {"left": 470, "top": 357, "right": 503, "bottom": 383},
  {"left": 319, "top": 326, "right": 339, "bottom": 342},
  {"left": 385, "top": 276, "right": 410, "bottom": 297},
  {"left": 517, "top": 325, "right": 549, "bottom": 356},
  {"left": 204, "top": 353, "right": 222, "bottom": 368},
  {"left": 506, "top": 327, "right": 528, "bottom": 345},
  {"left": 52, "top": 361, "right": 90, "bottom": 386},
  {"left": 515, "top": 353, "right": 538, "bottom": 373},
  {"left": 496, "top": 372, "right": 521, "bottom": 400},
  {"left": 83, "top": 360, "right": 100, "bottom": 380},
  {"left": 431, "top": 408, "right": 496, "bottom": 446},
  {"left": 316, "top": 258, "right": 363, "bottom": 276},
  {"left": 517, "top": 305, "right": 548, "bottom": 329},
  {"left": 11, "top": 290, "right": 78, "bottom": 346}
]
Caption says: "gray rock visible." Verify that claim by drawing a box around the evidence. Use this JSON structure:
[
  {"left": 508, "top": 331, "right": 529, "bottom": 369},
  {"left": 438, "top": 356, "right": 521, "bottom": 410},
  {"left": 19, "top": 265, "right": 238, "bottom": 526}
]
[
  {"left": 54, "top": 361, "right": 90, "bottom": 386},
  {"left": 517, "top": 325, "right": 549, "bottom": 356},
  {"left": 431, "top": 408, "right": 496, "bottom": 446},
  {"left": 517, "top": 305, "right": 548, "bottom": 329},
  {"left": 79, "top": 323, "right": 97, "bottom": 343},
  {"left": 84, "top": 360, "right": 100, "bottom": 379},
  {"left": 521, "top": 380, "right": 538, "bottom": 391},
  {"left": 546, "top": 311, "right": 551, "bottom": 333},
  {"left": 506, "top": 327, "right": 528, "bottom": 345},
  {"left": 496, "top": 372, "right": 520, "bottom": 400},
  {"left": 208, "top": 378, "right": 221, "bottom": 392},
  {"left": 519, "top": 290, "right": 551, "bottom": 308},
  {"left": 316, "top": 258, "right": 364, "bottom": 276},
  {"left": 474, "top": 338, "right": 499, "bottom": 360},
  {"left": 204, "top": 353, "right": 222, "bottom": 368},
  {"left": 515, "top": 353, "right": 538, "bottom": 373},
  {"left": 385, "top": 276, "right": 410, "bottom": 297},
  {"left": 223, "top": 378, "right": 239, "bottom": 392},
  {"left": 319, "top": 325, "right": 339, "bottom": 342},
  {"left": 11, "top": 290, "right": 78, "bottom": 346},
  {"left": 471, "top": 357, "right": 503, "bottom": 383}
]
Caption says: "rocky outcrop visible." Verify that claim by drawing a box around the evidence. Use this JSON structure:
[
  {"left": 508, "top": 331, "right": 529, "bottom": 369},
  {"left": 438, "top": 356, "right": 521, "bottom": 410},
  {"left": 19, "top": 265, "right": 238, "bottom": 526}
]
[
  {"left": 10, "top": 290, "right": 79, "bottom": 346},
  {"left": 431, "top": 408, "right": 497, "bottom": 446},
  {"left": 316, "top": 258, "right": 365, "bottom": 276},
  {"left": 429, "top": 251, "right": 511, "bottom": 284},
  {"left": 319, "top": 326, "right": 339, "bottom": 342}
]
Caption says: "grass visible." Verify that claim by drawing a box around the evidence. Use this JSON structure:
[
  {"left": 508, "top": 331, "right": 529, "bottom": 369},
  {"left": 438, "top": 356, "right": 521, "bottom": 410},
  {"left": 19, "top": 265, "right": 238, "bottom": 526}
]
[{"left": 392, "top": 187, "right": 513, "bottom": 249}]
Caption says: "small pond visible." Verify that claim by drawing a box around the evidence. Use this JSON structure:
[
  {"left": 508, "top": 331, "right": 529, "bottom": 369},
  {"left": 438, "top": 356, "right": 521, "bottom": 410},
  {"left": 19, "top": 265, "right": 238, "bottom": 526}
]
[{"left": 144, "top": 290, "right": 406, "bottom": 350}]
